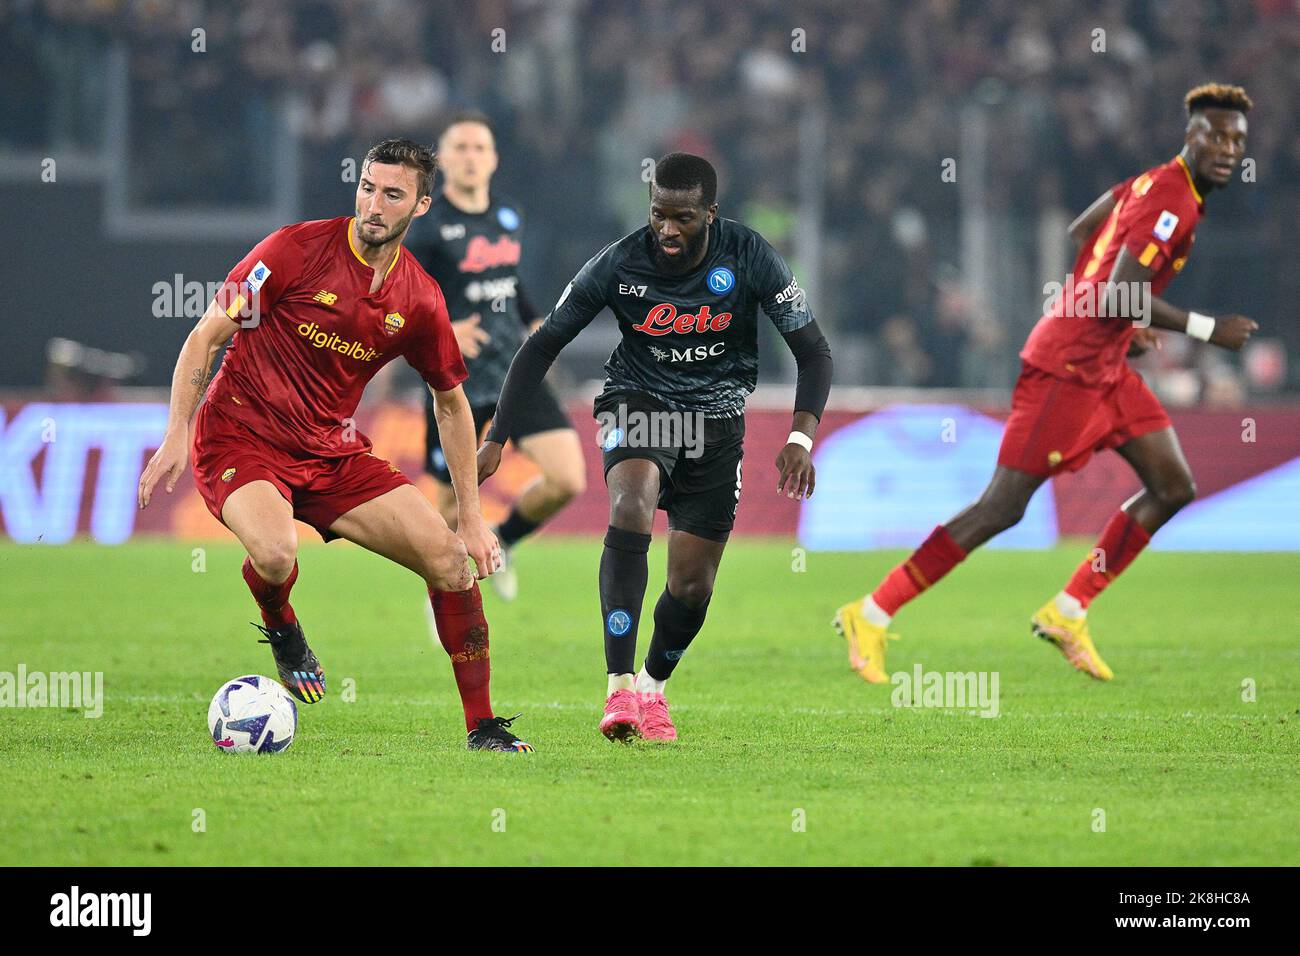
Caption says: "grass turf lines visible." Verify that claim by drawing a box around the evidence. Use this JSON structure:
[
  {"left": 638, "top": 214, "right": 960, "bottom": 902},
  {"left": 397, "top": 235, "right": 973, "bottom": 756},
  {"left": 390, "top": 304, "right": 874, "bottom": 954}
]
[{"left": 1, "top": 538, "right": 1296, "bottom": 866}]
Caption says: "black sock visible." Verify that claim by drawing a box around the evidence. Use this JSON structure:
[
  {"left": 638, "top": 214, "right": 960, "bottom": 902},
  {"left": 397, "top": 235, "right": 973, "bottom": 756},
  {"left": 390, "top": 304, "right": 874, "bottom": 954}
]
[
  {"left": 600, "top": 526, "right": 651, "bottom": 675},
  {"left": 644, "top": 588, "right": 710, "bottom": 681},
  {"left": 497, "top": 505, "right": 542, "bottom": 548}
]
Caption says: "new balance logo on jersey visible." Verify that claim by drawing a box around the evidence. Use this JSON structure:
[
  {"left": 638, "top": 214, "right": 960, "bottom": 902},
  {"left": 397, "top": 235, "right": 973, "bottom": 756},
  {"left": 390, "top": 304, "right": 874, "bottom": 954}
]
[
  {"left": 650, "top": 342, "right": 726, "bottom": 362},
  {"left": 313, "top": 290, "right": 338, "bottom": 305},
  {"left": 632, "top": 303, "right": 732, "bottom": 336}
]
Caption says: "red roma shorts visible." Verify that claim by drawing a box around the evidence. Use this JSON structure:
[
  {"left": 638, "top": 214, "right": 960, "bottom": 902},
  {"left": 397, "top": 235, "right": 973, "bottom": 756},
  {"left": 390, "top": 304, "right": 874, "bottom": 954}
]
[
  {"left": 997, "top": 362, "right": 1172, "bottom": 477},
  {"left": 190, "top": 401, "right": 410, "bottom": 541}
]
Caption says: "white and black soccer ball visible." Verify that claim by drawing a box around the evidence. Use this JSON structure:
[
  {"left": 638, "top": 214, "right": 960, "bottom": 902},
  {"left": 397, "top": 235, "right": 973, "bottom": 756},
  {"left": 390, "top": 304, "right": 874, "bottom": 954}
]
[{"left": 207, "top": 675, "right": 297, "bottom": 754}]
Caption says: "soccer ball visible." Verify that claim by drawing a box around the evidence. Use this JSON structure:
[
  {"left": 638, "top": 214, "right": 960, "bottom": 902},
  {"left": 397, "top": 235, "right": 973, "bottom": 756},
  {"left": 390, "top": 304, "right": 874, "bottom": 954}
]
[{"left": 207, "top": 675, "right": 297, "bottom": 754}]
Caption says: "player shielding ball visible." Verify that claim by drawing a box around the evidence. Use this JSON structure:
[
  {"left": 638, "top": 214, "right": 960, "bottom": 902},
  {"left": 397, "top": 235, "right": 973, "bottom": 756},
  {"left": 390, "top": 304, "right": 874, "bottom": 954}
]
[
  {"left": 835, "top": 84, "right": 1258, "bottom": 683},
  {"left": 479, "top": 153, "right": 833, "bottom": 742},
  {"left": 138, "top": 139, "right": 534, "bottom": 752},
  {"left": 405, "top": 113, "right": 585, "bottom": 603}
]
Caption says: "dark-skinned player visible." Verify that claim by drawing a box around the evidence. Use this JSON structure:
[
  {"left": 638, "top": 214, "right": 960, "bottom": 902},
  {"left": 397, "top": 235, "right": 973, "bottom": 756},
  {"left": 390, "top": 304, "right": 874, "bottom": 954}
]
[
  {"left": 835, "top": 83, "right": 1259, "bottom": 683},
  {"left": 478, "top": 153, "right": 833, "bottom": 742}
]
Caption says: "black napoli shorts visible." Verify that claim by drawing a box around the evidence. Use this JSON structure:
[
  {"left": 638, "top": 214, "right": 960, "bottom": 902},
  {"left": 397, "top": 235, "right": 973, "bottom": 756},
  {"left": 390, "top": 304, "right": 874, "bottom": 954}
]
[
  {"left": 594, "top": 389, "right": 744, "bottom": 542},
  {"left": 424, "top": 380, "right": 571, "bottom": 483}
]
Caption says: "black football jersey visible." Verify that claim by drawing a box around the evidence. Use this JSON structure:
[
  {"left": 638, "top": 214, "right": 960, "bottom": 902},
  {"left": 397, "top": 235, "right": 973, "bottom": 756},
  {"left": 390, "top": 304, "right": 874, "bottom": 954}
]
[
  {"left": 540, "top": 218, "right": 812, "bottom": 417},
  {"left": 406, "top": 193, "right": 532, "bottom": 406}
]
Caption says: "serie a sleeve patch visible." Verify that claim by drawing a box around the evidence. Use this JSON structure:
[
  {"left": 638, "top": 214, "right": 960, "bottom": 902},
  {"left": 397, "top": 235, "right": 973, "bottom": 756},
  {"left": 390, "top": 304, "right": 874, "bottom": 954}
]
[{"left": 1153, "top": 210, "right": 1179, "bottom": 241}]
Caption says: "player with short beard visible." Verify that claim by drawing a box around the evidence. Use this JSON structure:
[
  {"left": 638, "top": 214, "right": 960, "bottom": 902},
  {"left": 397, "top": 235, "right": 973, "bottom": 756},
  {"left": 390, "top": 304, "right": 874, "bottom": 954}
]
[
  {"left": 138, "top": 138, "right": 533, "bottom": 753},
  {"left": 479, "top": 153, "right": 833, "bottom": 743}
]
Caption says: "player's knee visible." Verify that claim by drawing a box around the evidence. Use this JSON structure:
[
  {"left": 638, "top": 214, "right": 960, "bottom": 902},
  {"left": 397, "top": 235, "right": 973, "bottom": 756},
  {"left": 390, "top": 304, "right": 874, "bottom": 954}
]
[
  {"left": 247, "top": 540, "right": 297, "bottom": 583},
  {"left": 542, "top": 467, "right": 586, "bottom": 507},
  {"left": 608, "top": 487, "right": 656, "bottom": 531},
  {"left": 670, "top": 577, "right": 714, "bottom": 609},
  {"left": 977, "top": 498, "right": 1026, "bottom": 535},
  {"left": 556, "top": 466, "right": 587, "bottom": 501},
  {"left": 1156, "top": 476, "right": 1197, "bottom": 513},
  {"left": 425, "top": 534, "right": 470, "bottom": 591}
]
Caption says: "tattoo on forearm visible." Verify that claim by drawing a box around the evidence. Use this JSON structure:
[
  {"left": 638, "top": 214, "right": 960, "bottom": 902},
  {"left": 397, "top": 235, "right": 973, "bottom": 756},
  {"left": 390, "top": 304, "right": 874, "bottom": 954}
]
[{"left": 189, "top": 365, "right": 212, "bottom": 390}]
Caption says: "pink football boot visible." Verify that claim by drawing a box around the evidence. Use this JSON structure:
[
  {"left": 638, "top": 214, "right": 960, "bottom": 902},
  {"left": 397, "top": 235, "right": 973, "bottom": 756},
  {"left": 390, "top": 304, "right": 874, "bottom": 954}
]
[
  {"left": 599, "top": 688, "right": 641, "bottom": 742},
  {"left": 637, "top": 692, "right": 677, "bottom": 742}
]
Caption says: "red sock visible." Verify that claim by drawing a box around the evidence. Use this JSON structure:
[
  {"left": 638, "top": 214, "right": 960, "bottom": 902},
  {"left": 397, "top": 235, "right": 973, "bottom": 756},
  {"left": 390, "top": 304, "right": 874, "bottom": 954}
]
[
  {"left": 871, "top": 525, "right": 968, "bottom": 617},
  {"left": 242, "top": 556, "right": 298, "bottom": 628},
  {"left": 1064, "top": 509, "right": 1151, "bottom": 608},
  {"left": 430, "top": 582, "right": 493, "bottom": 732}
]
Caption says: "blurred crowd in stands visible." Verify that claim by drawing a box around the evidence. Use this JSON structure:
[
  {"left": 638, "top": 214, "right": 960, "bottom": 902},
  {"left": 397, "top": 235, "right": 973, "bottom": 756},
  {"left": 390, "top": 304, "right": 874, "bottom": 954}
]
[{"left": 3, "top": 0, "right": 1297, "bottom": 401}]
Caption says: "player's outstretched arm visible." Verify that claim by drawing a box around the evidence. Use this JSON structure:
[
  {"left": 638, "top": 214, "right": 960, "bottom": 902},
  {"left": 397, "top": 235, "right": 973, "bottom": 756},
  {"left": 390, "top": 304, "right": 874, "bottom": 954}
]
[
  {"left": 137, "top": 300, "right": 238, "bottom": 508},
  {"left": 1105, "top": 247, "right": 1258, "bottom": 350},
  {"left": 433, "top": 383, "right": 500, "bottom": 579},
  {"left": 775, "top": 320, "right": 832, "bottom": 500}
]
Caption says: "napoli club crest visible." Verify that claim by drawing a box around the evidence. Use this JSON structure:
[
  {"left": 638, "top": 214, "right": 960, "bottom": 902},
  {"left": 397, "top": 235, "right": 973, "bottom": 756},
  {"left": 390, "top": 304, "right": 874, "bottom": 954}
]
[
  {"left": 606, "top": 609, "right": 632, "bottom": 636},
  {"left": 707, "top": 267, "right": 734, "bottom": 294},
  {"left": 497, "top": 206, "right": 520, "bottom": 230}
]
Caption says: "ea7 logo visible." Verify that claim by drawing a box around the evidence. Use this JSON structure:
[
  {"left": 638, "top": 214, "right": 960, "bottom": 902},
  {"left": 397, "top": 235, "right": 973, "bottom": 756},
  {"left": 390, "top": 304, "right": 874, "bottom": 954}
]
[
  {"left": 619, "top": 283, "right": 647, "bottom": 297},
  {"left": 652, "top": 342, "right": 726, "bottom": 362},
  {"left": 50, "top": 886, "right": 151, "bottom": 936}
]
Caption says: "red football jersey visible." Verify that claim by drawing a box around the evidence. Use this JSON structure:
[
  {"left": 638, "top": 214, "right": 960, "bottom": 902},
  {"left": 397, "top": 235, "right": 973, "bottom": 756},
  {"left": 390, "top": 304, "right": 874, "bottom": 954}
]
[
  {"left": 208, "top": 217, "right": 467, "bottom": 458},
  {"left": 1022, "top": 155, "right": 1204, "bottom": 386}
]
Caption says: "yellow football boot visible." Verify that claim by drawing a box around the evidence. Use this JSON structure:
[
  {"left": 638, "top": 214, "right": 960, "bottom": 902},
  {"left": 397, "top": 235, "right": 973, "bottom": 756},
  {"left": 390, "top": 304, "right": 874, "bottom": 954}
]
[
  {"left": 1031, "top": 600, "right": 1114, "bottom": 681},
  {"left": 832, "top": 601, "right": 896, "bottom": 684}
]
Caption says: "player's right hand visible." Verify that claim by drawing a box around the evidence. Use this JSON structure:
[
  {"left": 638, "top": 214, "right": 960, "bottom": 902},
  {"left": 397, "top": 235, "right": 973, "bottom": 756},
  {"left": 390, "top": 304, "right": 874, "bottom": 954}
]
[
  {"left": 1127, "top": 327, "right": 1162, "bottom": 357},
  {"left": 457, "top": 513, "right": 500, "bottom": 581},
  {"left": 476, "top": 440, "right": 502, "bottom": 485},
  {"left": 1209, "top": 314, "right": 1258, "bottom": 351},
  {"left": 138, "top": 430, "right": 189, "bottom": 509},
  {"left": 453, "top": 313, "right": 491, "bottom": 359}
]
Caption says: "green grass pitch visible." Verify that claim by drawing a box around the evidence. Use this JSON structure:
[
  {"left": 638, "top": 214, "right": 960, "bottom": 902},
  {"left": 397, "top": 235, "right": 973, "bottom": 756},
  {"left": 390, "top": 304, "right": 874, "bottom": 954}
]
[{"left": 1, "top": 538, "right": 1296, "bottom": 866}]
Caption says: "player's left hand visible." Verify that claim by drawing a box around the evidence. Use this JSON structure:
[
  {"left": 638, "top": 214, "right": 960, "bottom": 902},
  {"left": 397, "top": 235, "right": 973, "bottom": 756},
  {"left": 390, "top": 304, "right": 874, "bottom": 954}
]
[
  {"left": 458, "top": 514, "right": 500, "bottom": 580},
  {"left": 1127, "top": 328, "right": 1162, "bottom": 357},
  {"left": 775, "top": 443, "right": 815, "bottom": 500}
]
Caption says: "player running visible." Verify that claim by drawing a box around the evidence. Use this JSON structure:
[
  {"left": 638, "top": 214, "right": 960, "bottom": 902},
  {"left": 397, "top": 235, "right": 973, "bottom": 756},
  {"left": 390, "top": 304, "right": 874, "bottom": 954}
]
[
  {"left": 478, "top": 153, "right": 833, "bottom": 742},
  {"left": 834, "top": 83, "right": 1259, "bottom": 683},
  {"left": 406, "top": 112, "right": 585, "bottom": 603},
  {"left": 137, "top": 138, "right": 534, "bottom": 753}
]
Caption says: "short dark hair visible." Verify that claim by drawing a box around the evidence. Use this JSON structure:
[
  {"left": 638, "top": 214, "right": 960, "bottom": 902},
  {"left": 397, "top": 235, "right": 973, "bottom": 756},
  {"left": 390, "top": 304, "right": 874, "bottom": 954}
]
[
  {"left": 652, "top": 152, "right": 718, "bottom": 207},
  {"left": 1184, "top": 83, "right": 1252, "bottom": 117},
  {"left": 440, "top": 110, "right": 495, "bottom": 140},
  {"left": 362, "top": 138, "right": 436, "bottom": 199}
]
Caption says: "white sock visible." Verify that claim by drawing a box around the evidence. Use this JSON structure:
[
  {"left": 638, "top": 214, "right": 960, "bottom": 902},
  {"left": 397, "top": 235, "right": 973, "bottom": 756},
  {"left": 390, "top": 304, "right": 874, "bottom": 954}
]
[
  {"left": 1054, "top": 590, "right": 1086, "bottom": 620},
  {"left": 607, "top": 673, "right": 635, "bottom": 696},
  {"left": 860, "top": 595, "right": 891, "bottom": 627},
  {"left": 635, "top": 668, "right": 665, "bottom": 696}
]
